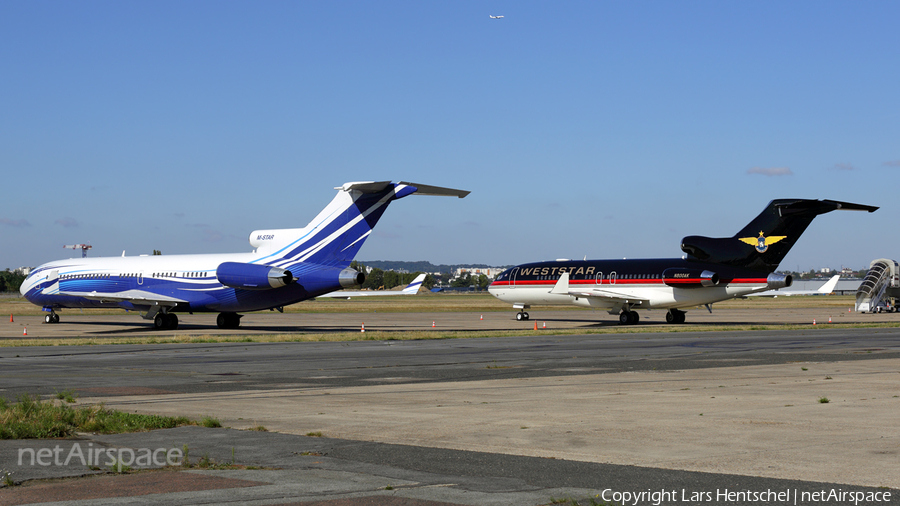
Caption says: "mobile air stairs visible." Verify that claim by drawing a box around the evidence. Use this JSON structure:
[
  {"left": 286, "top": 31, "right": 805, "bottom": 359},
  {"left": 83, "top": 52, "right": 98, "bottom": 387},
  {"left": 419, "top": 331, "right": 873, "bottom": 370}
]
[{"left": 855, "top": 258, "right": 900, "bottom": 313}]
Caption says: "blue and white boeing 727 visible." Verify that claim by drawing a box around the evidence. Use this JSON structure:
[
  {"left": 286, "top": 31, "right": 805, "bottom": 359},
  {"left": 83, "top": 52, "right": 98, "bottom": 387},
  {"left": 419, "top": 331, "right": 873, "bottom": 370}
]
[{"left": 20, "top": 181, "right": 468, "bottom": 330}]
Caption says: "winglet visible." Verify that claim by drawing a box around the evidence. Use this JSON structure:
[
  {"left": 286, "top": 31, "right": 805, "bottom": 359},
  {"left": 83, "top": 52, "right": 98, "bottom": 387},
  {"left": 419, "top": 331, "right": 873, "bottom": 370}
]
[{"left": 550, "top": 272, "right": 570, "bottom": 295}]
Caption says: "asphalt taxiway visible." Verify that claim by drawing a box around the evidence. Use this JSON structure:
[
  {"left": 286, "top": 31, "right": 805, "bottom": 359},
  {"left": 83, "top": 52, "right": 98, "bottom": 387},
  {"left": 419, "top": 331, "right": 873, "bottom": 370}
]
[{"left": 1, "top": 310, "right": 899, "bottom": 505}]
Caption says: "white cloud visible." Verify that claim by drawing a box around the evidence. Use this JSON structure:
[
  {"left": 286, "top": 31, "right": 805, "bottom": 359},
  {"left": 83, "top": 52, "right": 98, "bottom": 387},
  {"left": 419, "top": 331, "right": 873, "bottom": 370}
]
[
  {"left": 0, "top": 218, "right": 31, "bottom": 228},
  {"left": 54, "top": 217, "right": 79, "bottom": 228},
  {"left": 746, "top": 167, "right": 793, "bottom": 177},
  {"left": 883, "top": 160, "right": 900, "bottom": 167}
]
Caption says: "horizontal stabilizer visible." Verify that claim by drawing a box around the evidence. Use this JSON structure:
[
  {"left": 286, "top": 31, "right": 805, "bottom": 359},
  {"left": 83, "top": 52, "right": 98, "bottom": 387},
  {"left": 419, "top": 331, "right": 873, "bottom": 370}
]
[
  {"left": 334, "top": 181, "right": 393, "bottom": 193},
  {"left": 400, "top": 181, "right": 470, "bottom": 198}
]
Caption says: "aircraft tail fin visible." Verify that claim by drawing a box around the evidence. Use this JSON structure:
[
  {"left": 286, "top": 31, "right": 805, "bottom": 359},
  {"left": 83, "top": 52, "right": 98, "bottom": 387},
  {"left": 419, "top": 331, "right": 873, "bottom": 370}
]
[
  {"left": 401, "top": 273, "right": 427, "bottom": 294},
  {"left": 250, "top": 182, "right": 468, "bottom": 269},
  {"left": 817, "top": 274, "right": 841, "bottom": 294},
  {"left": 681, "top": 199, "right": 877, "bottom": 273}
]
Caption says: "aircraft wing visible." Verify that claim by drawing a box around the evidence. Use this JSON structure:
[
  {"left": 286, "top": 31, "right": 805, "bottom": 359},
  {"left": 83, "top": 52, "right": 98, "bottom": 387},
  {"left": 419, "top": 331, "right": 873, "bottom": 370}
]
[
  {"left": 57, "top": 289, "right": 187, "bottom": 306},
  {"left": 746, "top": 275, "right": 840, "bottom": 297},
  {"left": 549, "top": 273, "right": 649, "bottom": 305},
  {"left": 317, "top": 274, "right": 427, "bottom": 299}
]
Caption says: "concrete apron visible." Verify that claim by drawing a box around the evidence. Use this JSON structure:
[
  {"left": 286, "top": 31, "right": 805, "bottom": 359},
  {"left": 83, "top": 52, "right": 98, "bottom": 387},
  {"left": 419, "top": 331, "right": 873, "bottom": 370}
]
[{"left": 83, "top": 358, "right": 900, "bottom": 489}]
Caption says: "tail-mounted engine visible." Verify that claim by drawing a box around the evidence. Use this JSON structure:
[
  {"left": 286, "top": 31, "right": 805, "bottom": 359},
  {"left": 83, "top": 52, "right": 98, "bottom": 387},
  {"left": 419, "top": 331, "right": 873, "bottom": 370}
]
[
  {"left": 339, "top": 268, "right": 365, "bottom": 288},
  {"left": 663, "top": 268, "right": 719, "bottom": 288},
  {"left": 766, "top": 273, "right": 793, "bottom": 290},
  {"left": 216, "top": 262, "right": 294, "bottom": 290}
]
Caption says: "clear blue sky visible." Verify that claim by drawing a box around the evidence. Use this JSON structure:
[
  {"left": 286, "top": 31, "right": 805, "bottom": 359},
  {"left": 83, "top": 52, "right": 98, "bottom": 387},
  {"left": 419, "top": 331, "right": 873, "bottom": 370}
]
[{"left": 2, "top": 1, "right": 897, "bottom": 272}]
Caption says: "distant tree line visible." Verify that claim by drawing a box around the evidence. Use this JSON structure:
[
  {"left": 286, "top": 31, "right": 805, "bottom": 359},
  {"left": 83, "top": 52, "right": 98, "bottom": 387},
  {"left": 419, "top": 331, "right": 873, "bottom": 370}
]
[
  {"left": 359, "top": 260, "right": 505, "bottom": 276},
  {"left": 449, "top": 271, "right": 491, "bottom": 290},
  {"left": 0, "top": 269, "right": 27, "bottom": 293},
  {"left": 350, "top": 261, "right": 433, "bottom": 291}
]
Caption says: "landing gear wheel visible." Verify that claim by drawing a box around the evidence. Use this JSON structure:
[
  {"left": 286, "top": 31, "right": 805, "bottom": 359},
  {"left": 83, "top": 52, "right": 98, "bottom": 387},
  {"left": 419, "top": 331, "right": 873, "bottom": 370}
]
[
  {"left": 45, "top": 314, "right": 52, "bottom": 324},
  {"left": 516, "top": 312, "right": 530, "bottom": 321},
  {"left": 523, "top": 312, "right": 529, "bottom": 320},
  {"left": 619, "top": 311, "right": 639, "bottom": 325},
  {"left": 165, "top": 313, "right": 179, "bottom": 330},
  {"left": 666, "top": 309, "right": 686, "bottom": 324},
  {"left": 154, "top": 314, "right": 166, "bottom": 330},
  {"left": 217, "top": 312, "right": 241, "bottom": 329},
  {"left": 52, "top": 313, "right": 59, "bottom": 323}
]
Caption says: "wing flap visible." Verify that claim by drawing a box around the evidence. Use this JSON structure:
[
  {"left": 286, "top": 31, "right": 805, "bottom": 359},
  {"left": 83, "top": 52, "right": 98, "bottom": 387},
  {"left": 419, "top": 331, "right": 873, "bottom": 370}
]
[
  {"left": 551, "top": 273, "right": 647, "bottom": 305},
  {"left": 57, "top": 289, "right": 186, "bottom": 306}
]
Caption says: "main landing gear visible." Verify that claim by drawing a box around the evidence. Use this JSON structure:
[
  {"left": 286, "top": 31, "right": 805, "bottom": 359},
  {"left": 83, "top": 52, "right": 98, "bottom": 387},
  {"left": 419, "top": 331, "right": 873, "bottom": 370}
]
[
  {"left": 666, "top": 309, "right": 686, "bottom": 324},
  {"left": 618, "top": 310, "right": 640, "bottom": 325},
  {"left": 217, "top": 312, "right": 242, "bottom": 329},
  {"left": 516, "top": 311, "right": 530, "bottom": 321},
  {"left": 153, "top": 313, "right": 179, "bottom": 330}
]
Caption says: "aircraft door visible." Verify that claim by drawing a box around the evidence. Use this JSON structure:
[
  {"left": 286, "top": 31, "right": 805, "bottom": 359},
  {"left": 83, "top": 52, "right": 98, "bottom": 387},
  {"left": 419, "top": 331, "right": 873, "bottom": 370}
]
[
  {"left": 610, "top": 271, "right": 617, "bottom": 285},
  {"left": 595, "top": 272, "right": 603, "bottom": 285},
  {"left": 510, "top": 267, "right": 519, "bottom": 289},
  {"left": 138, "top": 272, "right": 143, "bottom": 285}
]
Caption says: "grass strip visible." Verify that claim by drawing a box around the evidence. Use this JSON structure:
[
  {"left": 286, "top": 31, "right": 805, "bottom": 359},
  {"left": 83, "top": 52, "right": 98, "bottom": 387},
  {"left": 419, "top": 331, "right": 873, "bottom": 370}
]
[
  {"left": 3, "top": 321, "right": 900, "bottom": 348},
  {"left": 0, "top": 394, "right": 195, "bottom": 440}
]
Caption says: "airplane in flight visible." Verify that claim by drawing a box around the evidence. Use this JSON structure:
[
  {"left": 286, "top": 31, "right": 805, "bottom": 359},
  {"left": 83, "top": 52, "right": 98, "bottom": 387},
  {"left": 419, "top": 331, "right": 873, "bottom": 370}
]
[
  {"left": 317, "top": 273, "right": 427, "bottom": 299},
  {"left": 489, "top": 15, "right": 504, "bottom": 19},
  {"left": 747, "top": 274, "right": 840, "bottom": 297},
  {"left": 488, "top": 199, "right": 877, "bottom": 325},
  {"left": 20, "top": 182, "right": 468, "bottom": 330}
]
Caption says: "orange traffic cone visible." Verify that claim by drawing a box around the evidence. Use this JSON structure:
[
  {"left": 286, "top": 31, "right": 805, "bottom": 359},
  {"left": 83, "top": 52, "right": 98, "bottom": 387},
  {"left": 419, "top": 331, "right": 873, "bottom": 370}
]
[
  {"left": 813, "top": 319, "right": 816, "bottom": 325},
  {"left": 542, "top": 321, "right": 546, "bottom": 328},
  {"left": 432, "top": 321, "right": 436, "bottom": 328},
  {"left": 533, "top": 321, "right": 538, "bottom": 330},
  {"left": 828, "top": 316, "right": 832, "bottom": 323},
  {"left": 9, "top": 314, "right": 13, "bottom": 323},
  {"left": 23, "top": 327, "right": 27, "bottom": 336},
  {"left": 361, "top": 322, "right": 365, "bottom": 333},
  {"left": 480, "top": 314, "right": 483, "bottom": 320}
]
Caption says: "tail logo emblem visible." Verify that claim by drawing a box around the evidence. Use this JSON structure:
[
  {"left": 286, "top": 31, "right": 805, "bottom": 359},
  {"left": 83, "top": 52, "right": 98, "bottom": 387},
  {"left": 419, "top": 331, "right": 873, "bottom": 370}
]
[{"left": 739, "top": 231, "right": 786, "bottom": 253}]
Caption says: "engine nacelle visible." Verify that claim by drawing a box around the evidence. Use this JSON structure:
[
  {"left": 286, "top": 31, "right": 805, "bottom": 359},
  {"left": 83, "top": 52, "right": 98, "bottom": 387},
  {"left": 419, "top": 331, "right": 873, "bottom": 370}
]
[
  {"left": 216, "top": 262, "right": 294, "bottom": 290},
  {"left": 339, "top": 268, "right": 365, "bottom": 288},
  {"left": 663, "top": 268, "right": 720, "bottom": 288},
  {"left": 766, "top": 273, "right": 793, "bottom": 290}
]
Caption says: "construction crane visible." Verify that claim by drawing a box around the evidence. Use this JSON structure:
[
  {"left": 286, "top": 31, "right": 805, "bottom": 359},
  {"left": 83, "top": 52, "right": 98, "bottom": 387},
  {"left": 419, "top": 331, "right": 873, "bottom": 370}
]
[{"left": 63, "top": 244, "right": 92, "bottom": 258}]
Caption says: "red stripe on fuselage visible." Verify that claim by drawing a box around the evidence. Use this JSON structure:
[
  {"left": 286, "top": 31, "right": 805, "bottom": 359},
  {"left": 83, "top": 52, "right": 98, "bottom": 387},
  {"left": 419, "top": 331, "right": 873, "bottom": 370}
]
[{"left": 489, "top": 278, "right": 768, "bottom": 287}]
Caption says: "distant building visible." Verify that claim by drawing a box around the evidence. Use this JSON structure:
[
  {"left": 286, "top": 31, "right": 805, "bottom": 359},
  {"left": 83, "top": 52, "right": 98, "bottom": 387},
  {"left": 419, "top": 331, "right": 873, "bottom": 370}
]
[
  {"left": 453, "top": 267, "right": 505, "bottom": 279},
  {"left": 13, "top": 266, "right": 32, "bottom": 276}
]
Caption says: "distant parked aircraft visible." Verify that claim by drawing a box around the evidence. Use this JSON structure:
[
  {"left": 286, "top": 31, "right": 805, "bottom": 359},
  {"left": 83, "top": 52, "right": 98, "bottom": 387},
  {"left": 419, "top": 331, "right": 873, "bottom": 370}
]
[
  {"left": 747, "top": 274, "right": 840, "bottom": 297},
  {"left": 317, "top": 273, "right": 427, "bottom": 299}
]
